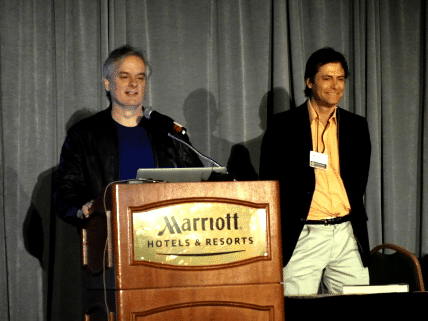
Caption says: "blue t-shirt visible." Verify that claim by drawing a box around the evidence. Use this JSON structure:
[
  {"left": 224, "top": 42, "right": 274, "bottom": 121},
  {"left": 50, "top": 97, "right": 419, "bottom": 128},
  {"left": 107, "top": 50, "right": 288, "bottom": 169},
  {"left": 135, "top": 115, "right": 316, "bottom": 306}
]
[{"left": 114, "top": 121, "right": 155, "bottom": 180}]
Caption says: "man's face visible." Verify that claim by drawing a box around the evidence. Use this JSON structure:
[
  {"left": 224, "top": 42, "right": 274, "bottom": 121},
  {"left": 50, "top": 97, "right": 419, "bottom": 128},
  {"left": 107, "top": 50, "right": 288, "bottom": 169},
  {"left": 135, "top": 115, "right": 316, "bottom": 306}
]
[
  {"left": 306, "top": 62, "right": 345, "bottom": 108},
  {"left": 104, "top": 55, "right": 146, "bottom": 108}
]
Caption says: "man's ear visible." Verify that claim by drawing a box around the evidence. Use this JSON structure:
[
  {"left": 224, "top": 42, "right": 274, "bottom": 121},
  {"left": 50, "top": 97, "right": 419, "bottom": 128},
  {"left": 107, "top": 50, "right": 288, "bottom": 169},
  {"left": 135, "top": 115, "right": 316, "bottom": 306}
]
[
  {"left": 306, "top": 78, "right": 313, "bottom": 89},
  {"left": 104, "top": 78, "right": 110, "bottom": 91}
]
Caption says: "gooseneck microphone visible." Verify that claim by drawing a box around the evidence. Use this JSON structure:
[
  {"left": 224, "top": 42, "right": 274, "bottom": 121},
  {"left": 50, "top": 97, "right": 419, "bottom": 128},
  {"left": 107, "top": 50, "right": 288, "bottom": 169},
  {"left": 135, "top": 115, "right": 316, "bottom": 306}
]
[
  {"left": 167, "top": 133, "right": 222, "bottom": 168},
  {"left": 143, "top": 107, "right": 222, "bottom": 168},
  {"left": 143, "top": 107, "right": 186, "bottom": 135}
]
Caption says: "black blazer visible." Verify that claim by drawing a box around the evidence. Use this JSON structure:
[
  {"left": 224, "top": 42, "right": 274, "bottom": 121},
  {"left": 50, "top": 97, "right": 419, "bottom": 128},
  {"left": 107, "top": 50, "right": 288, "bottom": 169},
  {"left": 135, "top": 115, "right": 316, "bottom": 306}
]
[
  {"left": 260, "top": 102, "right": 371, "bottom": 267},
  {"left": 53, "top": 106, "right": 203, "bottom": 225}
]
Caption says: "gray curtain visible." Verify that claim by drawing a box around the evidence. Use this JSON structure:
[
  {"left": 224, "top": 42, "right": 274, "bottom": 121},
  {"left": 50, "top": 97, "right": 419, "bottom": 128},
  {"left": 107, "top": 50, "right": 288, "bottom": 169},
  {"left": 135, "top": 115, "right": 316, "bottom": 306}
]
[{"left": 0, "top": 0, "right": 427, "bottom": 319}]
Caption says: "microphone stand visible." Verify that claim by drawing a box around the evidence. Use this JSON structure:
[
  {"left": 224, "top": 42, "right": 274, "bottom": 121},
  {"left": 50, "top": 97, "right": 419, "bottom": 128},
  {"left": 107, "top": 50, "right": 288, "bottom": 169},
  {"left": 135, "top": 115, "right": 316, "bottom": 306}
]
[{"left": 167, "top": 133, "right": 222, "bottom": 168}]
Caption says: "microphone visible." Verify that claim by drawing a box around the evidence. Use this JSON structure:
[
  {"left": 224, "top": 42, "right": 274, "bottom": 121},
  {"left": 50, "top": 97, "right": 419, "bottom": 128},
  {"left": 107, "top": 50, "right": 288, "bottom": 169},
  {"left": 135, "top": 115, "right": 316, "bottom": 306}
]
[
  {"left": 167, "top": 133, "right": 222, "bottom": 168},
  {"left": 144, "top": 107, "right": 224, "bottom": 169},
  {"left": 143, "top": 107, "right": 186, "bottom": 135}
]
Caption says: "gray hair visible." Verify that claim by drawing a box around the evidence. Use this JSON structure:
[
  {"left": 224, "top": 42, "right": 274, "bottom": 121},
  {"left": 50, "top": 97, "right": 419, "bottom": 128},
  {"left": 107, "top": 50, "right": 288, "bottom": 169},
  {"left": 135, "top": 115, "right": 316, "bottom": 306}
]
[{"left": 102, "top": 45, "right": 151, "bottom": 80}]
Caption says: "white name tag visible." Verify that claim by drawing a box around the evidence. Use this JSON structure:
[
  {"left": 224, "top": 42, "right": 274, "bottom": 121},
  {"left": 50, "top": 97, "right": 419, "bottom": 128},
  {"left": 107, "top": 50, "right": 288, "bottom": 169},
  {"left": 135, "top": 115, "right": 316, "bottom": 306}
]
[{"left": 310, "top": 151, "right": 328, "bottom": 170}]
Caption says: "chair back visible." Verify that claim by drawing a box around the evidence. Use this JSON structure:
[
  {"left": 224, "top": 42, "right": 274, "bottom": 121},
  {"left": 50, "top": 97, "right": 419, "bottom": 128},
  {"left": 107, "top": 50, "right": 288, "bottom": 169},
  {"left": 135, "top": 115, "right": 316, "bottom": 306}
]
[{"left": 369, "top": 243, "right": 425, "bottom": 292}]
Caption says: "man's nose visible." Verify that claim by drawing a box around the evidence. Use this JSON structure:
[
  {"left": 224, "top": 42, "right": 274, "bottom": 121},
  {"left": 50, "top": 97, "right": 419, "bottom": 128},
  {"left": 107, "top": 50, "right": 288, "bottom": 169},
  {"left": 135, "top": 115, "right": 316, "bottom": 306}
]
[{"left": 129, "top": 77, "right": 137, "bottom": 86}]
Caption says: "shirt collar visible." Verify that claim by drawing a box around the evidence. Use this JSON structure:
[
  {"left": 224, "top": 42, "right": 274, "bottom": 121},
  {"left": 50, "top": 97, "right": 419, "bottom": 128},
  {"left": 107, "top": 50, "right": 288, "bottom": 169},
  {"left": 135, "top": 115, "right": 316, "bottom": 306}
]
[{"left": 307, "top": 100, "right": 337, "bottom": 125}]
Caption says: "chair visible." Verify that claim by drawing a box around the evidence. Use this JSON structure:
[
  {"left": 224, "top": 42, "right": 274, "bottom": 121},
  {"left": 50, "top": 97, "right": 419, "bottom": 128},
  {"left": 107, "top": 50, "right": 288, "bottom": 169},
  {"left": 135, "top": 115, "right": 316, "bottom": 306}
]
[{"left": 369, "top": 243, "right": 425, "bottom": 292}]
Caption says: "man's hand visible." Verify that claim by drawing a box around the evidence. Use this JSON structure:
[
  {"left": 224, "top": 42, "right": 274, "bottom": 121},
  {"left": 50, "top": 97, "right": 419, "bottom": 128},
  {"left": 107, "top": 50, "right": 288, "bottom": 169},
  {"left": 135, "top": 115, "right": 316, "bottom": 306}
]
[{"left": 82, "top": 200, "right": 95, "bottom": 219}]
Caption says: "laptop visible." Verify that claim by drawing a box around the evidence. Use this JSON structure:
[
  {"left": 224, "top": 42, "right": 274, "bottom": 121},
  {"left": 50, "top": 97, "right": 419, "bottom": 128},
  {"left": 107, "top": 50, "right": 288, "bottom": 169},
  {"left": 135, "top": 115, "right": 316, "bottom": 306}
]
[{"left": 136, "top": 167, "right": 228, "bottom": 183}]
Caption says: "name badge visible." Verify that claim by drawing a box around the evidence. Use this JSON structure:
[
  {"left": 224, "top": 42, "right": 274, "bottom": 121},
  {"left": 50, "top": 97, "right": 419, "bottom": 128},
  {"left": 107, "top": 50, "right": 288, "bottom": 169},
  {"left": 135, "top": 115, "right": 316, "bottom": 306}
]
[{"left": 310, "top": 151, "right": 328, "bottom": 170}]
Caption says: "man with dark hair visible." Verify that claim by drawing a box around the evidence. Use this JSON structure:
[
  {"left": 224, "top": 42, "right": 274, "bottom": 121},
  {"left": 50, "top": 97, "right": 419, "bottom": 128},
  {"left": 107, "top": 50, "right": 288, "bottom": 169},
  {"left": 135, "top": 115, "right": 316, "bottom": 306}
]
[
  {"left": 260, "top": 47, "right": 371, "bottom": 295},
  {"left": 53, "top": 45, "right": 202, "bottom": 224}
]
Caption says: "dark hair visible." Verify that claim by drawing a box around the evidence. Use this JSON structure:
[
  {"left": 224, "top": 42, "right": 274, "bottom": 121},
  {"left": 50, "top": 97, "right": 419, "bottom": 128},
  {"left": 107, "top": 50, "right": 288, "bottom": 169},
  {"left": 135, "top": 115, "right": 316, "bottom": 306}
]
[
  {"left": 304, "top": 47, "right": 349, "bottom": 97},
  {"left": 102, "top": 44, "right": 151, "bottom": 80}
]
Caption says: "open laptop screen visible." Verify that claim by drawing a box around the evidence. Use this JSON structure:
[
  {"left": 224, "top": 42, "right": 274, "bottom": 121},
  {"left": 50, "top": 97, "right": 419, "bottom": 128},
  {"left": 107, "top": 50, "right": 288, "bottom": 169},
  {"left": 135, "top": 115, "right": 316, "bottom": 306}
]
[{"left": 136, "top": 167, "right": 228, "bottom": 183}]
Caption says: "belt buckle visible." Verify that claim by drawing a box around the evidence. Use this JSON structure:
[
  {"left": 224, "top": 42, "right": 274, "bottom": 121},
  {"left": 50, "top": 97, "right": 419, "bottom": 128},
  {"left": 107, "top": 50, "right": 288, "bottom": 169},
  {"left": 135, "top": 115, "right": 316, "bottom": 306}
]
[{"left": 324, "top": 219, "right": 328, "bottom": 226}]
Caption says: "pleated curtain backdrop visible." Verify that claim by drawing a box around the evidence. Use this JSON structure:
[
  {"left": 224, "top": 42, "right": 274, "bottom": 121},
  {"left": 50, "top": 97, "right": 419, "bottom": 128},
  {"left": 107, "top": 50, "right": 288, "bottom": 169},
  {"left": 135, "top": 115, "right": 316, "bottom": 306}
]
[{"left": 0, "top": 0, "right": 427, "bottom": 320}]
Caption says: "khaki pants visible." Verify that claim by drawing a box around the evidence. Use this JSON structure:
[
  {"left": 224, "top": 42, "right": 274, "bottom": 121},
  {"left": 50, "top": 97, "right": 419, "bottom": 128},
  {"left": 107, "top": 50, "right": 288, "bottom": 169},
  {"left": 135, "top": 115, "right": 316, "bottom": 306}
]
[{"left": 283, "top": 221, "right": 369, "bottom": 296}]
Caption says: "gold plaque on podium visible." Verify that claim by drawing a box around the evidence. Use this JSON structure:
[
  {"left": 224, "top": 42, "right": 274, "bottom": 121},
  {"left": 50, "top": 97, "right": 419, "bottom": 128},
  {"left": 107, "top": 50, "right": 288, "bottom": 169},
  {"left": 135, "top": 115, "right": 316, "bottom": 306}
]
[{"left": 132, "top": 201, "right": 268, "bottom": 266}]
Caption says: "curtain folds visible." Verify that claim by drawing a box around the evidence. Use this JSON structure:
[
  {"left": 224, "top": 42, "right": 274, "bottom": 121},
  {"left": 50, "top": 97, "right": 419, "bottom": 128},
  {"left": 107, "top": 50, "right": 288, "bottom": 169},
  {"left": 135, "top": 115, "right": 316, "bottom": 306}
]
[{"left": 0, "top": 0, "right": 427, "bottom": 319}]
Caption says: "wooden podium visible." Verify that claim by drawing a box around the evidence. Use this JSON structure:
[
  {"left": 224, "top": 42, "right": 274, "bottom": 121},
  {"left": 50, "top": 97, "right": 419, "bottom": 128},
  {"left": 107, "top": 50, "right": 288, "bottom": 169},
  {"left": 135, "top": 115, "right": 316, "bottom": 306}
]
[{"left": 82, "top": 181, "right": 284, "bottom": 320}]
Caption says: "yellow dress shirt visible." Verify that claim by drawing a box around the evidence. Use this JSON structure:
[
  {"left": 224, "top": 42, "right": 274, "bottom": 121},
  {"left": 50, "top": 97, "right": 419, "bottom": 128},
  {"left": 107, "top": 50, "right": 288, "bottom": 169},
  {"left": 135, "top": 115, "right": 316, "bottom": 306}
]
[{"left": 307, "top": 100, "right": 351, "bottom": 220}]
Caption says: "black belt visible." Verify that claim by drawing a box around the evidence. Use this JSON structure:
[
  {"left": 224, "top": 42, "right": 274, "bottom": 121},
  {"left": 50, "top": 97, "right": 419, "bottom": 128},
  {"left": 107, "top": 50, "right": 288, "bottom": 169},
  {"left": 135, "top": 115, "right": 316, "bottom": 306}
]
[{"left": 304, "top": 215, "right": 351, "bottom": 225}]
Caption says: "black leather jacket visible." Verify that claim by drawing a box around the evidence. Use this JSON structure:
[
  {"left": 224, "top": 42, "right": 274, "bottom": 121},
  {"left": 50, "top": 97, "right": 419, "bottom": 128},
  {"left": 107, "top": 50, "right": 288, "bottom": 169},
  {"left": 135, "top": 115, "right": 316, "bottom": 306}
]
[{"left": 53, "top": 107, "right": 202, "bottom": 224}]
